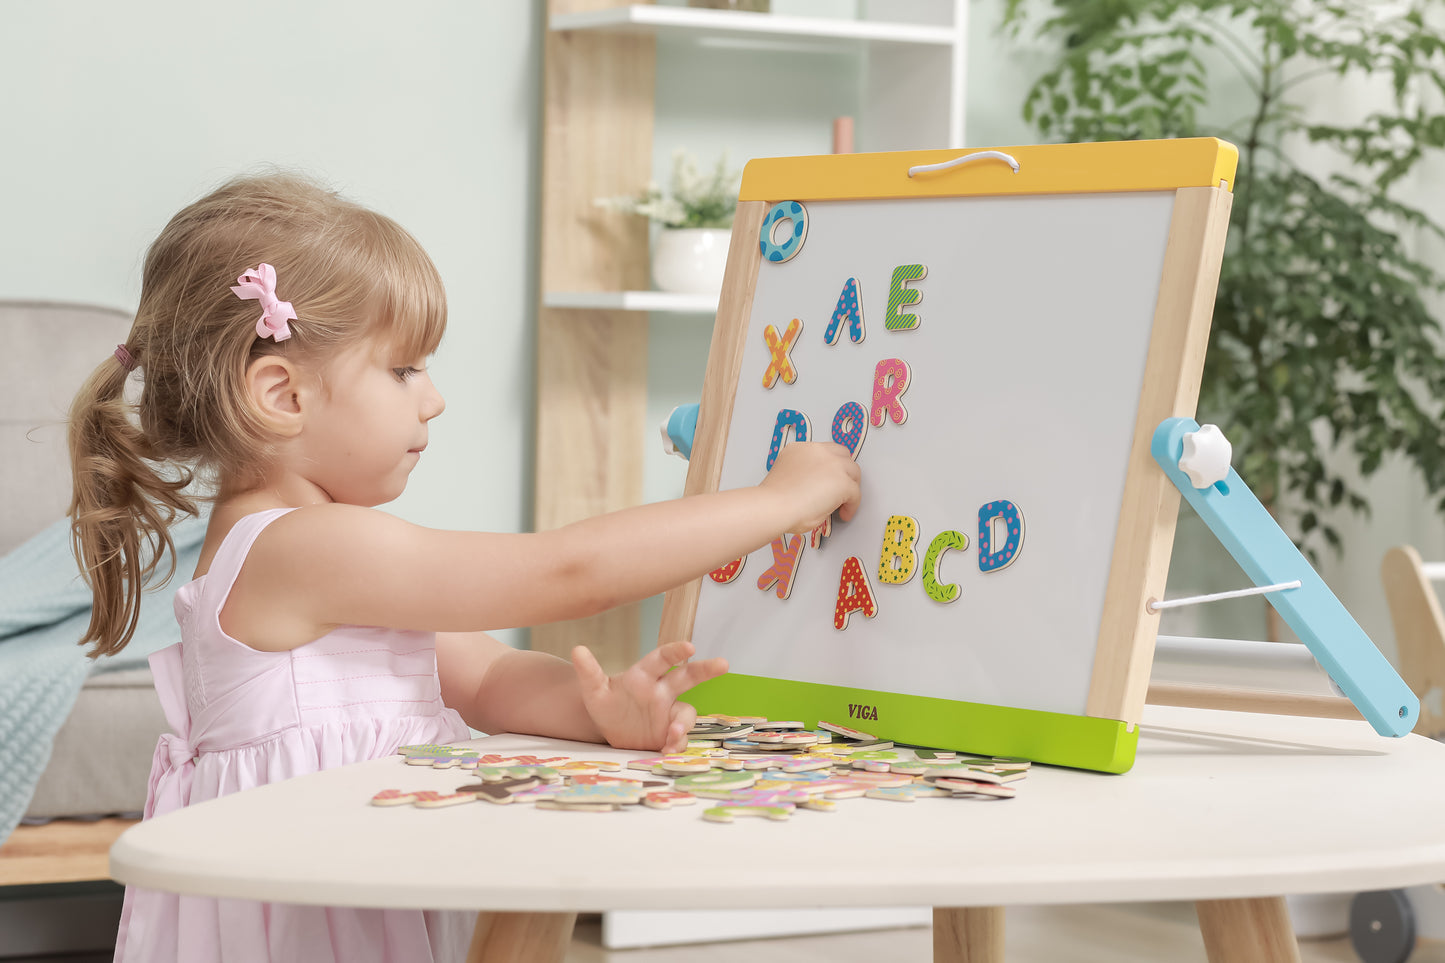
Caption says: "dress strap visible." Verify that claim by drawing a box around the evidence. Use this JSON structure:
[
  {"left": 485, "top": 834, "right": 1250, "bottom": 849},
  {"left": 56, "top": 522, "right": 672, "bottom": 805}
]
[
  {"left": 197, "top": 507, "right": 298, "bottom": 614},
  {"left": 165, "top": 507, "right": 299, "bottom": 743}
]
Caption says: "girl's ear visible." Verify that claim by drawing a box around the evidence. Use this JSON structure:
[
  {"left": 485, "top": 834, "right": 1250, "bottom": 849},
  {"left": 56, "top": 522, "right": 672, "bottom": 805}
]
[{"left": 244, "top": 355, "right": 306, "bottom": 438}]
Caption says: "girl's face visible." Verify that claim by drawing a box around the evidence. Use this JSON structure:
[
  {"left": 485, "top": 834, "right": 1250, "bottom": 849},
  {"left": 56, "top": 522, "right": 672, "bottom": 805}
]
[{"left": 297, "top": 337, "right": 445, "bottom": 506}]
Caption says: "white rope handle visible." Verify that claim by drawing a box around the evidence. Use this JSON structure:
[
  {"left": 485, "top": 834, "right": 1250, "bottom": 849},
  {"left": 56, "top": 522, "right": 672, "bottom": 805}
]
[
  {"left": 1147, "top": 580, "right": 1302, "bottom": 613},
  {"left": 907, "top": 150, "right": 1021, "bottom": 178}
]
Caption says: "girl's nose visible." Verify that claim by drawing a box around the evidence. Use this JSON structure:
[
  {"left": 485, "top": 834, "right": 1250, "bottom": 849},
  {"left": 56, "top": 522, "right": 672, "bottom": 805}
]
[{"left": 423, "top": 379, "right": 446, "bottom": 421}]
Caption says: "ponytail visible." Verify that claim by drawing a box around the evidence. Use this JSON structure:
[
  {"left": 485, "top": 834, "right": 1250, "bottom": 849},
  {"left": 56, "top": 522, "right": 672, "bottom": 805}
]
[{"left": 67, "top": 358, "right": 196, "bottom": 658}]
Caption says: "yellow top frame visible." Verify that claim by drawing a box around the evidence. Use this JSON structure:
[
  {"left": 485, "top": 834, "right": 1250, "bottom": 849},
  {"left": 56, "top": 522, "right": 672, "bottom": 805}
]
[{"left": 739, "top": 138, "right": 1239, "bottom": 202}]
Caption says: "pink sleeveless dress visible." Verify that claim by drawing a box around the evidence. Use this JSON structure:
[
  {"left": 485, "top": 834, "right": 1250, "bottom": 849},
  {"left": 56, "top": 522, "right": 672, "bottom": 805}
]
[{"left": 114, "top": 508, "right": 475, "bottom": 963}]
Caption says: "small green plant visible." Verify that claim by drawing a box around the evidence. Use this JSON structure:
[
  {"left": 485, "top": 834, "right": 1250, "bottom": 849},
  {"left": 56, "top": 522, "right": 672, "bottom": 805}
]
[
  {"left": 1003, "top": 0, "right": 1445, "bottom": 559},
  {"left": 597, "top": 149, "right": 741, "bottom": 229}
]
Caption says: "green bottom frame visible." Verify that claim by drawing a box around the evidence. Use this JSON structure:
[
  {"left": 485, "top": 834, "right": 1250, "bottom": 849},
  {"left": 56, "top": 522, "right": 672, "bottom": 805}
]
[{"left": 683, "top": 673, "right": 1139, "bottom": 774}]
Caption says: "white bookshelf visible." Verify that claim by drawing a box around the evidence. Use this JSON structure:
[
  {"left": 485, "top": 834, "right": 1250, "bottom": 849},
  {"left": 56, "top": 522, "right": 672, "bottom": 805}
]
[
  {"left": 550, "top": 4, "right": 956, "bottom": 48},
  {"left": 543, "top": 289, "right": 717, "bottom": 315},
  {"left": 550, "top": 2, "right": 968, "bottom": 153},
  {"left": 545, "top": 0, "right": 969, "bottom": 313}
]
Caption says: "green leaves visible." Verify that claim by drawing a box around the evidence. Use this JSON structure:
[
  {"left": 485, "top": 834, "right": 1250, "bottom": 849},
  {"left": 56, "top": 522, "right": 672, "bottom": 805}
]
[
  {"left": 1019, "top": 7, "right": 1211, "bottom": 141},
  {"left": 1006, "top": 0, "right": 1445, "bottom": 558}
]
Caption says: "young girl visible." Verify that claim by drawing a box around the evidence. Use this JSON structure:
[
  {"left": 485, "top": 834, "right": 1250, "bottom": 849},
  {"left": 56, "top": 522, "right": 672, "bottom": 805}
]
[{"left": 69, "top": 173, "right": 860, "bottom": 963}]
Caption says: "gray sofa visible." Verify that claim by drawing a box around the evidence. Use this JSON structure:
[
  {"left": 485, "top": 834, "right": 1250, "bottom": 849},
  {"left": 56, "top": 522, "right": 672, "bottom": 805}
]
[{"left": 2, "top": 300, "right": 167, "bottom": 824}]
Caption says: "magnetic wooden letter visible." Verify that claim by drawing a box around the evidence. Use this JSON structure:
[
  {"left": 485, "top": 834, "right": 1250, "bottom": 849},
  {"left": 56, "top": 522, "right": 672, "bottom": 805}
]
[
  {"left": 869, "top": 359, "right": 911, "bottom": 428},
  {"left": 757, "top": 534, "right": 805, "bottom": 600},
  {"left": 834, "top": 556, "right": 878, "bottom": 629},
  {"left": 825, "top": 277, "right": 866, "bottom": 345},
  {"left": 885, "top": 264, "right": 926, "bottom": 331},
  {"left": 830, "top": 401, "right": 868, "bottom": 459},
  {"left": 877, "top": 515, "right": 919, "bottom": 585},
  {"left": 978, "top": 500, "right": 1025, "bottom": 573},
  {"left": 762, "top": 317, "right": 803, "bottom": 388},
  {"left": 710, "top": 557, "right": 746, "bottom": 584},
  {"left": 765, "top": 409, "right": 811, "bottom": 471},
  {"left": 922, "top": 530, "right": 968, "bottom": 603}
]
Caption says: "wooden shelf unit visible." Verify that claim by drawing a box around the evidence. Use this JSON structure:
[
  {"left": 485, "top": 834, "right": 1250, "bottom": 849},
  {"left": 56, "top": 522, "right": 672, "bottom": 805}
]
[{"left": 534, "top": 1, "right": 967, "bottom": 672}]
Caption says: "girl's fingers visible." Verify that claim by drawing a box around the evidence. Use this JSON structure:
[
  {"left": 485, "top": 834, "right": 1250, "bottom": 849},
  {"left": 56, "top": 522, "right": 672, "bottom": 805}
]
[
  {"left": 571, "top": 644, "right": 609, "bottom": 695},
  {"left": 663, "top": 656, "right": 729, "bottom": 697},
  {"left": 662, "top": 716, "right": 689, "bottom": 754},
  {"left": 672, "top": 701, "right": 698, "bottom": 739},
  {"left": 637, "top": 640, "right": 696, "bottom": 680}
]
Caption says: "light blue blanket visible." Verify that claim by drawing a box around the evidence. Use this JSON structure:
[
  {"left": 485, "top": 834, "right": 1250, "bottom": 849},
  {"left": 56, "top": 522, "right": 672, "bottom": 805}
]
[{"left": 0, "top": 513, "right": 207, "bottom": 845}]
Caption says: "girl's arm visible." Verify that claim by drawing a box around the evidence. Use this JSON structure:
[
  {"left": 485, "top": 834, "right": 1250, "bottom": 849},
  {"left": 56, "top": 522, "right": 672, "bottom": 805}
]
[
  {"left": 435, "top": 631, "right": 726, "bottom": 752},
  {"left": 230, "top": 441, "right": 859, "bottom": 648},
  {"left": 435, "top": 630, "right": 599, "bottom": 739}
]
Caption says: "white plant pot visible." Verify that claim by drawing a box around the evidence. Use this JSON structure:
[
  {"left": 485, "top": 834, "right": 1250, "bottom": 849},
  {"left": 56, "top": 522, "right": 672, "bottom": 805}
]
[{"left": 651, "top": 227, "right": 729, "bottom": 295}]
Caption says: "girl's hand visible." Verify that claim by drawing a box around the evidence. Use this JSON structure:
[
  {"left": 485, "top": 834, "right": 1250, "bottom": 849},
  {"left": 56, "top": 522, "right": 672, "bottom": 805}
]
[
  {"left": 571, "top": 641, "right": 728, "bottom": 753},
  {"left": 760, "top": 441, "right": 862, "bottom": 534}
]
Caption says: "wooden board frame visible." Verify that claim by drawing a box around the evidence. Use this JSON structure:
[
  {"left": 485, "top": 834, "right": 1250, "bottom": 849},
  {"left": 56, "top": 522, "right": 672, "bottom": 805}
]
[{"left": 659, "top": 139, "right": 1236, "bottom": 772}]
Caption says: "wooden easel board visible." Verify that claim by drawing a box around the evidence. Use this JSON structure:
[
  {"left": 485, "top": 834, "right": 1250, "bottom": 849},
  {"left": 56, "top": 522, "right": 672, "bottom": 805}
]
[{"left": 659, "top": 139, "right": 1236, "bottom": 772}]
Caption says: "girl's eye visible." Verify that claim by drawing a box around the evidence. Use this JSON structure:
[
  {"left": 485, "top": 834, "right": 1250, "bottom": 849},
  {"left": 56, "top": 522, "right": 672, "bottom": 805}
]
[{"left": 393, "top": 366, "right": 422, "bottom": 381}]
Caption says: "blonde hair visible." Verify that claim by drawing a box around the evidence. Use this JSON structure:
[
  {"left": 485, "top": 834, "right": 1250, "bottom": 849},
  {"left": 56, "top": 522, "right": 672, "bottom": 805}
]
[{"left": 68, "top": 172, "right": 447, "bottom": 657}]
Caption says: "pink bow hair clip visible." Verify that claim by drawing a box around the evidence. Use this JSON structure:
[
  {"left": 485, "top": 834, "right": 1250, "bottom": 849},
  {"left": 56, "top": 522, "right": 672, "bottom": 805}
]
[{"left": 230, "top": 263, "right": 296, "bottom": 342}]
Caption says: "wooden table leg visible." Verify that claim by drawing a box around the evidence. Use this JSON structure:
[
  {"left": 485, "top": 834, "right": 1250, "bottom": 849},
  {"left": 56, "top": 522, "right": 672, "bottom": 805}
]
[
  {"left": 466, "top": 910, "right": 577, "bottom": 963},
  {"left": 1196, "top": 896, "right": 1301, "bottom": 963},
  {"left": 934, "top": 906, "right": 1004, "bottom": 963}
]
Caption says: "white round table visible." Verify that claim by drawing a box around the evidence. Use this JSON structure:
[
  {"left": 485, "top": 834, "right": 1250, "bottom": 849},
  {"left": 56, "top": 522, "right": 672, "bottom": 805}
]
[{"left": 110, "top": 705, "right": 1445, "bottom": 962}]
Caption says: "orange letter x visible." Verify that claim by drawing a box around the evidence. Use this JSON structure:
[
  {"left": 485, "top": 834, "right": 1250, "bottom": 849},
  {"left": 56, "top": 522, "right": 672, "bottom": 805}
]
[{"left": 762, "top": 317, "right": 803, "bottom": 389}]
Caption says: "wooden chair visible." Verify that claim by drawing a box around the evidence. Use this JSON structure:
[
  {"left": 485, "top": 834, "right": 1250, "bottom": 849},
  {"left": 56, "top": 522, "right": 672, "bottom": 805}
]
[{"left": 1381, "top": 546, "right": 1445, "bottom": 739}]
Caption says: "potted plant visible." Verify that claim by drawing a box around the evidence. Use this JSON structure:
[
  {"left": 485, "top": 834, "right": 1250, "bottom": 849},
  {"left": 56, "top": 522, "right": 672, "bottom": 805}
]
[
  {"left": 598, "top": 149, "right": 741, "bottom": 295},
  {"left": 1002, "top": 0, "right": 1445, "bottom": 569}
]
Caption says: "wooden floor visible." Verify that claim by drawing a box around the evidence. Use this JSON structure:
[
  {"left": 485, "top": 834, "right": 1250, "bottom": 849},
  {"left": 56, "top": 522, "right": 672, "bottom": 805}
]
[{"left": 12, "top": 900, "right": 1444, "bottom": 961}]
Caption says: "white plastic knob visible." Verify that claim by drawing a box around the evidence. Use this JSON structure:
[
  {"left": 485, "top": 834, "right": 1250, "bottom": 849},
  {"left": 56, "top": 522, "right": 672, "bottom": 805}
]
[
  {"left": 1178, "top": 424, "right": 1232, "bottom": 489},
  {"left": 659, "top": 420, "right": 679, "bottom": 458}
]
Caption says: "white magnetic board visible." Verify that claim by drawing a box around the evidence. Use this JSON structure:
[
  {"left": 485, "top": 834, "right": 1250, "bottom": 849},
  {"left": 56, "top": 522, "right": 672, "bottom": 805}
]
[{"left": 691, "top": 191, "right": 1173, "bottom": 716}]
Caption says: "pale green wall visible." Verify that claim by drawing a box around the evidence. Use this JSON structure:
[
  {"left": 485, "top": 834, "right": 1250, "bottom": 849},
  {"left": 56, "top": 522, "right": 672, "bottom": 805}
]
[{"left": 1, "top": 0, "right": 543, "bottom": 645}]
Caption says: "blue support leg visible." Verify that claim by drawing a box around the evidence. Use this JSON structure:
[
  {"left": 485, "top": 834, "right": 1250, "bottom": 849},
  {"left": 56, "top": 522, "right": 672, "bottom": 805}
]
[{"left": 1152, "top": 417, "right": 1418, "bottom": 737}]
